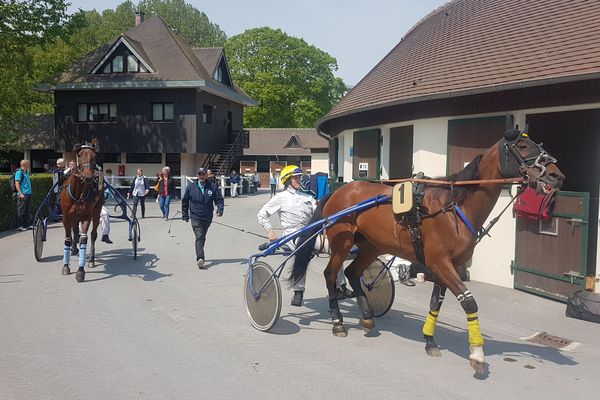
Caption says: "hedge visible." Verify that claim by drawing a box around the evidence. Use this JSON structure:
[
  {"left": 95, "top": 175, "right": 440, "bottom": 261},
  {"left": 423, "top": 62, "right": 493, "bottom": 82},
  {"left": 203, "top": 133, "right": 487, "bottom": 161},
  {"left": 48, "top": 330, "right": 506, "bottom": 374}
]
[{"left": 0, "top": 173, "right": 53, "bottom": 232}]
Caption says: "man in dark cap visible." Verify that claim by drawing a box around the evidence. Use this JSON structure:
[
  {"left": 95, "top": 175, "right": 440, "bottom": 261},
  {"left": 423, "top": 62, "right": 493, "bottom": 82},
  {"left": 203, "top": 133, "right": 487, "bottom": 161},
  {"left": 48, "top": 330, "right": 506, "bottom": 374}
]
[{"left": 182, "top": 168, "right": 224, "bottom": 269}]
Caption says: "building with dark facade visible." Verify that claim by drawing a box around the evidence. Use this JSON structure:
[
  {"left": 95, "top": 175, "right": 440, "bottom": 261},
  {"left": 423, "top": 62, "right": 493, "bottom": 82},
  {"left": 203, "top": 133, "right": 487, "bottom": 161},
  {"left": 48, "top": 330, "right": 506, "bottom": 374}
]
[{"left": 50, "top": 13, "right": 256, "bottom": 177}]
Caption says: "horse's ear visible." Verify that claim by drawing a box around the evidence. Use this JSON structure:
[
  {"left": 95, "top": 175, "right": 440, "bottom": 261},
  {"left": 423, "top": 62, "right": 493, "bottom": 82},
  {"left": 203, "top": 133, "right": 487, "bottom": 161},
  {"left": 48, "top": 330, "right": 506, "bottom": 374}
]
[
  {"left": 73, "top": 144, "right": 81, "bottom": 153},
  {"left": 503, "top": 129, "right": 520, "bottom": 141},
  {"left": 90, "top": 137, "right": 97, "bottom": 149}
]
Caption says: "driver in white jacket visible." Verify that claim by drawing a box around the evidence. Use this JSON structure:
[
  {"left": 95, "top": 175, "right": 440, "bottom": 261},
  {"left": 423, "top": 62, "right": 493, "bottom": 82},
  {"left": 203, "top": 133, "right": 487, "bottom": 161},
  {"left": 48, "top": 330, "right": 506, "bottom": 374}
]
[{"left": 257, "top": 165, "right": 353, "bottom": 307}]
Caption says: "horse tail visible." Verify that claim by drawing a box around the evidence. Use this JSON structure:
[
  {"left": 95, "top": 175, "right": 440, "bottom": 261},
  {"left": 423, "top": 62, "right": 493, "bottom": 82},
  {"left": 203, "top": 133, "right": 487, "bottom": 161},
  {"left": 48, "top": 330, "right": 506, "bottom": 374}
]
[{"left": 289, "top": 193, "right": 333, "bottom": 286}]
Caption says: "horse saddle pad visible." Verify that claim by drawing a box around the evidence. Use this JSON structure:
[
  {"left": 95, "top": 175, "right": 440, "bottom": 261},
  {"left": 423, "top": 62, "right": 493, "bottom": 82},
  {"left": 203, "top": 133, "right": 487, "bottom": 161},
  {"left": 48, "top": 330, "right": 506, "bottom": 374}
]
[{"left": 392, "top": 182, "right": 414, "bottom": 214}]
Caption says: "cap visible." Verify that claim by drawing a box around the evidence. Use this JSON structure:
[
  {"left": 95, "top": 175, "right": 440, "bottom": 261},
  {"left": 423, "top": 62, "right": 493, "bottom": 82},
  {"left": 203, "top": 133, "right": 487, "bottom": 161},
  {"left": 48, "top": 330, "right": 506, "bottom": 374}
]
[{"left": 197, "top": 168, "right": 207, "bottom": 175}]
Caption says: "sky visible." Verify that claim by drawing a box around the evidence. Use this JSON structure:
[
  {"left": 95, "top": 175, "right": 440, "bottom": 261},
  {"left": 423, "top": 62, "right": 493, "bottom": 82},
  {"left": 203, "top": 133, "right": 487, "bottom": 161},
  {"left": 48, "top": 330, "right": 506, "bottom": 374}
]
[{"left": 67, "top": 0, "right": 448, "bottom": 85}]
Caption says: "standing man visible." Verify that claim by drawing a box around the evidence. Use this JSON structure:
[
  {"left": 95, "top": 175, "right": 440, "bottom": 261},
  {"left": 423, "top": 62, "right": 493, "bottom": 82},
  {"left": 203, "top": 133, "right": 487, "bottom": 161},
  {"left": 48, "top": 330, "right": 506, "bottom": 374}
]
[
  {"left": 257, "top": 165, "right": 353, "bottom": 306},
  {"left": 127, "top": 168, "right": 149, "bottom": 218},
  {"left": 252, "top": 172, "right": 260, "bottom": 193},
  {"left": 14, "top": 160, "right": 32, "bottom": 231},
  {"left": 182, "top": 168, "right": 224, "bottom": 269},
  {"left": 229, "top": 169, "right": 241, "bottom": 198}
]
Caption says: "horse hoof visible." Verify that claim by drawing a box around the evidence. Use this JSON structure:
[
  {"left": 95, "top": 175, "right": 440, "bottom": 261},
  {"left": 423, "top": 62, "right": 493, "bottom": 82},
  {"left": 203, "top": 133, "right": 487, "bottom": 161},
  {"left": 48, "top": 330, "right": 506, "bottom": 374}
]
[
  {"left": 470, "top": 359, "right": 489, "bottom": 375},
  {"left": 332, "top": 323, "right": 347, "bottom": 337},
  {"left": 359, "top": 318, "right": 375, "bottom": 333},
  {"left": 425, "top": 345, "right": 442, "bottom": 357},
  {"left": 62, "top": 265, "right": 70, "bottom": 276},
  {"left": 75, "top": 269, "right": 85, "bottom": 283}
]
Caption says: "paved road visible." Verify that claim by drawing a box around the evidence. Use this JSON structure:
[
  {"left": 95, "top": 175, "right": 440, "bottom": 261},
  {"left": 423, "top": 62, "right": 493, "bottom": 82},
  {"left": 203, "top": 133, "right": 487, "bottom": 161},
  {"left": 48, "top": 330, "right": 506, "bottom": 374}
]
[{"left": 1, "top": 191, "right": 599, "bottom": 399}]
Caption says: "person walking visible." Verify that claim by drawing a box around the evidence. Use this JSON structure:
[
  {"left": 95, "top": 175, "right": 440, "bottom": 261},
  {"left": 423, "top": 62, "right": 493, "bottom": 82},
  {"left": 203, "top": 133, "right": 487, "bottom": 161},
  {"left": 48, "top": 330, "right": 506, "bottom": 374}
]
[
  {"left": 14, "top": 160, "right": 32, "bottom": 231},
  {"left": 181, "top": 168, "right": 224, "bottom": 269},
  {"left": 257, "top": 165, "right": 353, "bottom": 306},
  {"left": 229, "top": 169, "right": 241, "bottom": 198},
  {"left": 158, "top": 166, "right": 176, "bottom": 220},
  {"left": 252, "top": 172, "right": 260, "bottom": 193},
  {"left": 127, "top": 168, "right": 149, "bottom": 218},
  {"left": 269, "top": 173, "right": 277, "bottom": 197}
]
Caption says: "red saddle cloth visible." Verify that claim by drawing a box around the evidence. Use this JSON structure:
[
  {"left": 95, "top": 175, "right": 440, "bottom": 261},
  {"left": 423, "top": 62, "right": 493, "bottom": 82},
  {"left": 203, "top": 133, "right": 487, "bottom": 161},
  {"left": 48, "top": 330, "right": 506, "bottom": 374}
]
[{"left": 513, "top": 187, "right": 555, "bottom": 221}]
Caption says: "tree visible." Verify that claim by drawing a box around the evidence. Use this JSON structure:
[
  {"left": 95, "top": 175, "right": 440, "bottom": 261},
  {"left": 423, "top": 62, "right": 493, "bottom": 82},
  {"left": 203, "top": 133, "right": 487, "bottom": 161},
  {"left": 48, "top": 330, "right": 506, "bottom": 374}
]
[
  {"left": 225, "top": 27, "right": 346, "bottom": 128},
  {"left": 0, "top": 0, "right": 74, "bottom": 149}
]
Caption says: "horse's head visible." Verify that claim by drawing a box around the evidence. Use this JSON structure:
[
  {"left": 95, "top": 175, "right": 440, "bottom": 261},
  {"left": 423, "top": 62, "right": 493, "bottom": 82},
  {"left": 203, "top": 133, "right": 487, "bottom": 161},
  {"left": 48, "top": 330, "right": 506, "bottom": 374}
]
[
  {"left": 499, "top": 129, "right": 564, "bottom": 195},
  {"left": 73, "top": 139, "right": 98, "bottom": 183}
]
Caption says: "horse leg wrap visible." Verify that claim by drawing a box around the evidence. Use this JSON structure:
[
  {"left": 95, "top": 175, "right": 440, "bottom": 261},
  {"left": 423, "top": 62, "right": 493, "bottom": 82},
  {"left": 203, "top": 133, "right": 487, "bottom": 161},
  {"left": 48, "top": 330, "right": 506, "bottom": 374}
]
[
  {"left": 466, "top": 313, "right": 485, "bottom": 347},
  {"left": 457, "top": 290, "right": 478, "bottom": 314},
  {"left": 328, "top": 296, "right": 343, "bottom": 323},
  {"left": 422, "top": 310, "right": 440, "bottom": 337},
  {"left": 78, "top": 235, "right": 88, "bottom": 268},
  {"left": 63, "top": 237, "right": 72, "bottom": 265}
]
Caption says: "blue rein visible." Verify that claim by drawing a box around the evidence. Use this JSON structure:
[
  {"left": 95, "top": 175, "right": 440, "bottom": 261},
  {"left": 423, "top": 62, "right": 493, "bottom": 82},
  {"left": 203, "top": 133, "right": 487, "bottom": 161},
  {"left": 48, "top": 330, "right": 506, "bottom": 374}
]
[{"left": 453, "top": 204, "right": 481, "bottom": 239}]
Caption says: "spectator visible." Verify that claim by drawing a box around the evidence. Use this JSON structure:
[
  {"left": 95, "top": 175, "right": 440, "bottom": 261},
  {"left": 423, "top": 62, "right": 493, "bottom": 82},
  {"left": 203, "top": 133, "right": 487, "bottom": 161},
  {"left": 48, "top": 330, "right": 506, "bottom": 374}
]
[
  {"left": 230, "top": 169, "right": 241, "bottom": 198},
  {"left": 64, "top": 160, "right": 76, "bottom": 175},
  {"left": 181, "top": 168, "right": 224, "bottom": 269},
  {"left": 52, "top": 158, "right": 66, "bottom": 215},
  {"left": 14, "top": 159, "right": 32, "bottom": 231},
  {"left": 206, "top": 169, "right": 219, "bottom": 188},
  {"left": 43, "top": 163, "right": 50, "bottom": 172},
  {"left": 127, "top": 168, "right": 149, "bottom": 218},
  {"left": 252, "top": 172, "right": 260, "bottom": 193},
  {"left": 158, "top": 166, "right": 176, "bottom": 220},
  {"left": 269, "top": 173, "right": 277, "bottom": 197}
]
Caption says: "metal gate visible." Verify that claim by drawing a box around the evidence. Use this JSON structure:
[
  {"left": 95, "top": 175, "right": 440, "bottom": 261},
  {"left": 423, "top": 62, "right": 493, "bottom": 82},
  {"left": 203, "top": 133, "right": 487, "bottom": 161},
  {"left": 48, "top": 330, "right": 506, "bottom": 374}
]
[{"left": 512, "top": 191, "right": 589, "bottom": 301}]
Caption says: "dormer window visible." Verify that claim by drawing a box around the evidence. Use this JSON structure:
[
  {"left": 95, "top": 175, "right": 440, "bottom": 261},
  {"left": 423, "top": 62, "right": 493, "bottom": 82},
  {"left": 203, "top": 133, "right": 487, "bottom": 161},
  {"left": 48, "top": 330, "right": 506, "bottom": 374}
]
[
  {"left": 213, "top": 57, "right": 232, "bottom": 86},
  {"left": 92, "top": 38, "right": 154, "bottom": 75}
]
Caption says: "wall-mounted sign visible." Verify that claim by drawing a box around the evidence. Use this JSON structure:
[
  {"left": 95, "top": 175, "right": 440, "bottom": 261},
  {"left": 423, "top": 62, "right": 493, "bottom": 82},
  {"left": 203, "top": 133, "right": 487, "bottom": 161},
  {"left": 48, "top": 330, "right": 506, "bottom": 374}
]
[{"left": 358, "top": 162, "right": 368, "bottom": 178}]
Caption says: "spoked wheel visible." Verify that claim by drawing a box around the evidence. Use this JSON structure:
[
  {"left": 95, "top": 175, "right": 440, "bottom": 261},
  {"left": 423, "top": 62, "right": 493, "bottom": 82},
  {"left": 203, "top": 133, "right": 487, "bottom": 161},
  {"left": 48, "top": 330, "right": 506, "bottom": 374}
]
[
  {"left": 361, "top": 258, "right": 395, "bottom": 317},
  {"left": 131, "top": 220, "right": 140, "bottom": 260},
  {"left": 33, "top": 219, "right": 45, "bottom": 262},
  {"left": 244, "top": 261, "right": 282, "bottom": 331}
]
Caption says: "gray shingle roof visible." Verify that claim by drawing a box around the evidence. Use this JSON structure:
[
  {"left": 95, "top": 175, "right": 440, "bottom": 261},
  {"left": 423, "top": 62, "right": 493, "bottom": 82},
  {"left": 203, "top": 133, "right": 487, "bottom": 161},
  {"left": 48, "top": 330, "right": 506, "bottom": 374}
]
[{"left": 243, "top": 128, "right": 328, "bottom": 156}]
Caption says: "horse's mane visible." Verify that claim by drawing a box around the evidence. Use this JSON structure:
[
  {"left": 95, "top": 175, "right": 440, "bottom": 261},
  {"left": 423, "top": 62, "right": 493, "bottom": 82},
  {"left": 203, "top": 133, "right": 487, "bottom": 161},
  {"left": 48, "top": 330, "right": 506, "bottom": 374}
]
[{"left": 429, "top": 154, "right": 482, "bottom": 204}]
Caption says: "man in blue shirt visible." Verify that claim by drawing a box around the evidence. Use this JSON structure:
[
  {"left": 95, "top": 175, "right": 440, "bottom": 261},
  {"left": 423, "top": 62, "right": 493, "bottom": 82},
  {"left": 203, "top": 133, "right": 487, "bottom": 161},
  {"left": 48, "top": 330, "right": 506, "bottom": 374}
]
[
  {"left": 182, "top": 168, "right": 224, "bottom": 269},
  {"left": 15, "top": 159, "right": 32, "bottom": 231}
]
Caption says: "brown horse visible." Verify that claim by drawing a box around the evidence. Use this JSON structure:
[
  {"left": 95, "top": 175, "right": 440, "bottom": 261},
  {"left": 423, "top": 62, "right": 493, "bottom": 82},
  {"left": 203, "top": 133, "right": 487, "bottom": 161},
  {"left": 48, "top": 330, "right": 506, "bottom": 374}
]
[
  {"left": 290, "top": 129, "right": 564, "bottom": 373},
  {"left": 60, "top": 141, "right": 103, "bottom": 282}
]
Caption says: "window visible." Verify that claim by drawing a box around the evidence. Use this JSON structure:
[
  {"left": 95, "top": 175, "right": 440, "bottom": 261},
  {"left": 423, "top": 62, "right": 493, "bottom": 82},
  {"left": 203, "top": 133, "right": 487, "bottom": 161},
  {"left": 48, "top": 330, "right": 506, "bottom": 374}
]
[
  {"left": 97, "top": 153, "right": 121, "bottom": 163},
  {"left": 127, "top": 55, "right": 138, "bottom": 72},
  {"left": 112, "top": 55, "right": 123, "bottom": 73},
  {"left": 152, "top": 103, "right": 174, "bottom": 122},
  {"left": 203, "top": 104, "right": 213, "bottom": 124},
  {"left": 77, "top": 103, "right": 117, "bottom": 122}
]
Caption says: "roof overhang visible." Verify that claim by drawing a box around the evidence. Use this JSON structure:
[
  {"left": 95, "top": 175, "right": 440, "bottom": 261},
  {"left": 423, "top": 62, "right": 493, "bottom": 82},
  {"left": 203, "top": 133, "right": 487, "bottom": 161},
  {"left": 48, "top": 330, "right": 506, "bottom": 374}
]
[
  {"left": 317, "top": 71, "right": 600, "bottom": 136},
  {"left": 50, "top": 79, "right": 258, "bottom": 106}
]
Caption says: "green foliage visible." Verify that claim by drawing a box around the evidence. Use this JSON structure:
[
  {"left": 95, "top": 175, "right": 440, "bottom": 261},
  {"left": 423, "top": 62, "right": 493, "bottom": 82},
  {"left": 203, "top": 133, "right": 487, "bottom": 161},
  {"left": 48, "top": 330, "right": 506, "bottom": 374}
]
[
  {"left": 0, "top": 173, "right": 53, "bottom": 231},
  {"left": 139, "top": 0, "right": 226, "bottom": 47},
  {"left": 0, "top": 0, "right": 73, "bottom": 149},
  {"left": 225, "top": 27, "right": 346, "bottom": 128}
]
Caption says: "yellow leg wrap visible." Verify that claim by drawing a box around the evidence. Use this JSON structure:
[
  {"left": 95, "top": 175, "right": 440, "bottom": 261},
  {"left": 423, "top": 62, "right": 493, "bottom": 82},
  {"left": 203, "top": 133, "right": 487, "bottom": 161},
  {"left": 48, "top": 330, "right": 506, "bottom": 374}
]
[
  {"left": 466, "top": 313, "right": 484, "bottom": 347},
  {"left": 422, "top": 310, "right": 439, "bottom": 337}
]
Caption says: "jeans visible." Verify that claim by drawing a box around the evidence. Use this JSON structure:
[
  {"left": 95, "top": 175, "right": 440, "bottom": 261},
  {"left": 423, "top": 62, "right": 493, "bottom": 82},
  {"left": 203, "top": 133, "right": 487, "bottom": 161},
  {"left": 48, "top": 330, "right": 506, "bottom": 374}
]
[
  {"left": 159, "top": 195, "right": 171, "bottom": 218},
  {"left": 16, "top": 194, "right": 32, "bottom": 228},
  {"left": 191, "top": 219, "right": 211, "bottom": 261},
  {"left": 132, "top": 195, "right": 146, "bottom": 218},
  {"left": 270, "top": 184, "right": 276, "bottom": 196}
]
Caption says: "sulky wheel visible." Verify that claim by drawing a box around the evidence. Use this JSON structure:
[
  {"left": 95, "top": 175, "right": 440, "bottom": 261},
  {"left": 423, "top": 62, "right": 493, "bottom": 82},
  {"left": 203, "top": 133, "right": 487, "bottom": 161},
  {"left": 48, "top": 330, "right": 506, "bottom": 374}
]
[
  {"left": 132, "top": 221, "right": 139, "bottom": 260},
  {"left": 244, "top": 261, "right": 282, "bottom": 332},
  {"left": 361, "top": 258, "right": 395, "bottom": 317},
  {"left": 33, "top": 218, "right": 45, "bottom": 262}
]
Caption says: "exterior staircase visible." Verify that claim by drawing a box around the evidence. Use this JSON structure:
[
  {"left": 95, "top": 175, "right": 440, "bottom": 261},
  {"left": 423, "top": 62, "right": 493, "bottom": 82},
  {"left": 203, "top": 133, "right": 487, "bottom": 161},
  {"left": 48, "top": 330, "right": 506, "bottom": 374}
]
[{"left": 203, "top": 130, "right": 246, "bottom": 175}]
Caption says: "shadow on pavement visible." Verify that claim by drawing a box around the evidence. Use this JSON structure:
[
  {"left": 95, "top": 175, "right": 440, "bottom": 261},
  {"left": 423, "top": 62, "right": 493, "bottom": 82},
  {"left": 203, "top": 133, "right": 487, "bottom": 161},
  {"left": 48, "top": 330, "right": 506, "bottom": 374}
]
[
  {"left": 204, "top": 258, "right": 247, "bottom": 269},
  {"left": 85, "top": 248, "right": 171, "bottom": 282},
  {"left": 283, "top": 296, "right": 577, "bottom": 375}
]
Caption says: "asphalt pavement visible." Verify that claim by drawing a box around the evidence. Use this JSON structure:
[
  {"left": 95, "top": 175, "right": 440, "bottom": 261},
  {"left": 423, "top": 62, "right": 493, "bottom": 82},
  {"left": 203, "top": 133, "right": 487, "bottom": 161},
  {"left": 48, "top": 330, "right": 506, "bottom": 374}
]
[{"left": 1, "top": 190, "right": 599, "bottom": 400}]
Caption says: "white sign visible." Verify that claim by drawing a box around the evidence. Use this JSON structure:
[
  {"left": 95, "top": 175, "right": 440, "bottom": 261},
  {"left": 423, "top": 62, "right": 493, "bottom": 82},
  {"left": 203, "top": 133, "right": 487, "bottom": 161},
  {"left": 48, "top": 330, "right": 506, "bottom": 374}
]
[{"left": 359, "top": 163, "right": 368, "bottom": 171}]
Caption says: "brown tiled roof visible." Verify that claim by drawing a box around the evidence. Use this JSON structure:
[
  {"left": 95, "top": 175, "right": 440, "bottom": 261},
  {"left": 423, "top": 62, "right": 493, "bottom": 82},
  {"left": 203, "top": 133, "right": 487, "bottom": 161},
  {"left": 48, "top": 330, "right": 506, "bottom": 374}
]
[
  {"left": 320, "top": 0, "right": 600, "bottom": 126},
  {"left": 193, "top": 47, "right": 223, "bottom": 75},
  {"left": 243, "top": 128, "right": 328, "bottom": 156},
  {"left": 19, "top": 114, "right": 54, "bottom": 150}
]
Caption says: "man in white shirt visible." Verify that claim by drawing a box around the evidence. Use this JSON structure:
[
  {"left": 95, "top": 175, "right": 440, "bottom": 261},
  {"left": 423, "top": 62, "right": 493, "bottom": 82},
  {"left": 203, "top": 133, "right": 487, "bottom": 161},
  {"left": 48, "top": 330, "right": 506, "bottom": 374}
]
[{"left": 257, "top": 165, "right": 353, "bottom": 306}]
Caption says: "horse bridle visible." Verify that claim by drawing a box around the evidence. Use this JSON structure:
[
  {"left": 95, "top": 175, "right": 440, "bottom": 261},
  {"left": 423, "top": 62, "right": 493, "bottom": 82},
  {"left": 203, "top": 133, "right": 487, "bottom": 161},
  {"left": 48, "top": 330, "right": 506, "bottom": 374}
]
[
  {"left": 74, "top": 144, "right": 98, "bottom": 181},
  {"left": 499, "top": 131, "right": 557, "bottom": 184}
]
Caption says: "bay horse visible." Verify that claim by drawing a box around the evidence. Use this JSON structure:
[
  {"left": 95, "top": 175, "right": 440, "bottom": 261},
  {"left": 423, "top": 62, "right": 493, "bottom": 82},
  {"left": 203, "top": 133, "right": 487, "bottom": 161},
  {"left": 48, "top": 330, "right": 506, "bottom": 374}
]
[
  {"left": 60, "top": 141, "right": 103, "bottom": 282},
  {"left": 290, "top": 129, "right": 564, "bottom": 373}
]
